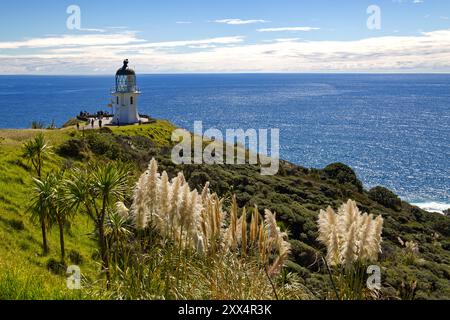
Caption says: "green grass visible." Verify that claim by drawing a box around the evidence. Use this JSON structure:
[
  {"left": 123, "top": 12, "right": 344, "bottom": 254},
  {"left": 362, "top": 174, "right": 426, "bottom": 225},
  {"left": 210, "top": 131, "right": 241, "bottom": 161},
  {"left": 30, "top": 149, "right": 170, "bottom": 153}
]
[
  {"left": 111, "top": 120, "right": 176, "bottom": 147},
  {"left": 0, "top": 257, "right": 89, "bottom": 300},
  {"left": 0, "top": 122, "right": 178, "bottom": 300},
  {"left": 0, "top": 128, "right": 96, "bottom": 299}
]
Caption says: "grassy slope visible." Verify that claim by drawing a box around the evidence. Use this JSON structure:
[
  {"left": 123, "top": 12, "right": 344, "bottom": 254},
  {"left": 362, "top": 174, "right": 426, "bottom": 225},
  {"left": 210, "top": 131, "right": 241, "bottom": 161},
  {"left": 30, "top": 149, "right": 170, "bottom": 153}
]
[
  {"left": 110, "top": 120, "right": 175, "bottom": 146},
  {"left": 0, "top": 121, "right": 176, "bottom": 299},
  {"left": 0, "top": 128, "right": 97, "bottom": 299},
  {"left": 1, "top": 120, "right": 449, "bottom": 300}
]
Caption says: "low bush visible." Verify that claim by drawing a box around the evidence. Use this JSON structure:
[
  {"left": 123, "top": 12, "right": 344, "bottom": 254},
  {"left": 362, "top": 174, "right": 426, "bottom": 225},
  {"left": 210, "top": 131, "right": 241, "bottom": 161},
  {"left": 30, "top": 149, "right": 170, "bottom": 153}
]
[
  {"left": 322, "top": 163, "right": 363, "bottom": 192},
  {"left": 30, "top": 121, "right": 45, "bottom": 129},
  {"left": 68, "top": 250, "right": 84, "bottom": 265},
  {"left": 46, "top": 259, "right": 67, "bottom": 276},
  {"left": 57, "top": 139, "right": 88, "bottom": 159},
  {"left": 368, "top": 186, "right": 402, "bottom": 210},
  {"left": 8, "top": 219, "right": 25, "bottom": 231},
  {"left": 85, "top": 133, "right": 122, "bottom": 159}
]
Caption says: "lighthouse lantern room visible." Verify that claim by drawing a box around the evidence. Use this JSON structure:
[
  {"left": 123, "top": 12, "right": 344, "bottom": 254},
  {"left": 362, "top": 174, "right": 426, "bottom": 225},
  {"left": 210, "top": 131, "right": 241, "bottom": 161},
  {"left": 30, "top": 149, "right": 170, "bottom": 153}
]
[{"left": 112, "top": 59, "right": 140, "bottom": 125}]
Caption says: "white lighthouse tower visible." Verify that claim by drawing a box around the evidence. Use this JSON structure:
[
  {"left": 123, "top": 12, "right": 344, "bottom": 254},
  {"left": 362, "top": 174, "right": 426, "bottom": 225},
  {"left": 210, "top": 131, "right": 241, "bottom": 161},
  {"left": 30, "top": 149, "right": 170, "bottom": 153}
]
[{"left": 112, "top": 59, "right": 140, "bottom": 125}]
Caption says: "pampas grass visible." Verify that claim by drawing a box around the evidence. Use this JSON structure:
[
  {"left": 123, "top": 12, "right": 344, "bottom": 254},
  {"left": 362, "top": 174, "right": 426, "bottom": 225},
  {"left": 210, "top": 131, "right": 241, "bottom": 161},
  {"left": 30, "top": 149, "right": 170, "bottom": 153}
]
[
  {"left": 116, "top": 202, "right": 130, "bottom": 218},
  {"left": 92, "top": 158, "right": 304, "bottom": 300},
  {"left": 318, "top": 199, "right": 383, "bottom": 267},
  {"left": 317, "top": 200, "right": 384, "bottom": 300},
  {"left": 129, "top": 158, "right": 291, "bottom": 277},
  {"left": 398, "top": 237, "right": 420, "bottom": 264}
]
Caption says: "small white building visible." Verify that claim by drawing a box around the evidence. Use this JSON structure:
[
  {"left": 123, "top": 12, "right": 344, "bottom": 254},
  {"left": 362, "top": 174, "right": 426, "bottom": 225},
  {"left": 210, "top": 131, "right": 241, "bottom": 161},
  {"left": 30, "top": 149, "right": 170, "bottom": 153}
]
[{"left": 112, "top": 59, "right": 141, "bottom": 125}]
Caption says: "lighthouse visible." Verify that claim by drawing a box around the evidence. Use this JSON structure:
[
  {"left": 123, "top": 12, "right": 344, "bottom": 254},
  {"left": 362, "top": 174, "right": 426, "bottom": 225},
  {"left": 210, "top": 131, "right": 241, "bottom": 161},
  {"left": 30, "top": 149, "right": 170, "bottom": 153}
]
[{"left": 112, "top": 59, "right": 140, "bottom": 125}]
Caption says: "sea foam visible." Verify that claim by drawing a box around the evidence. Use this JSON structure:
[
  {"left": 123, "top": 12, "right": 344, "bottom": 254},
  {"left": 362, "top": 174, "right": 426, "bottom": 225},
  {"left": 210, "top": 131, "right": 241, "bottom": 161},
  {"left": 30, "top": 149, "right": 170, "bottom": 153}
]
[{"left": 411, "top": 202, "right": 450, "bottom": 214}]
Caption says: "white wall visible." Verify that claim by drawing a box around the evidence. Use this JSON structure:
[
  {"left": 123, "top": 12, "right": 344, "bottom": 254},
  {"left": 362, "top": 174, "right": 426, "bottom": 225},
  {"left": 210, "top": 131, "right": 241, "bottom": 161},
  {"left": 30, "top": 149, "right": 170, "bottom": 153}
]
[{"left": 112, "top": 93, "right": 140, "bottom": 124}]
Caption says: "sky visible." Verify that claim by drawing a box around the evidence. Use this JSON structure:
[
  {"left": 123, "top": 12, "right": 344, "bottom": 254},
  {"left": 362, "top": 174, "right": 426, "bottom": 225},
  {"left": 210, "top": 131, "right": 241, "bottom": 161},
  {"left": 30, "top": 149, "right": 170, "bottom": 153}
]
[{"left": 1, "top": 0, "right": 450, "bottom": 74}]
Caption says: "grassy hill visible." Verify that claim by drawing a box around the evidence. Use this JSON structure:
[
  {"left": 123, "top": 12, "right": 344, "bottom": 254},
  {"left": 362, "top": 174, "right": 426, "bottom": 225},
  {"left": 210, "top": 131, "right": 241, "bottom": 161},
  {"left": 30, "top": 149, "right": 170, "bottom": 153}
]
[
  {"left": 0, "top": 120, "right": 449, "bottom": 300},
  {"left": 0, "top": 128, "right": 95, "bottom": 299}
]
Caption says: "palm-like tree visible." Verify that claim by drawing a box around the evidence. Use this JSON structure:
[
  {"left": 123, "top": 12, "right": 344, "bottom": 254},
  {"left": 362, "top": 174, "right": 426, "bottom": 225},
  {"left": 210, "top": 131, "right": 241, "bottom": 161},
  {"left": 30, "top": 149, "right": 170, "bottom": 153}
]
[
  {"left": 105, "top": 208, "right": 133, "bottom": 267},
  {"left": 29, "top": 176, "right": 54, "bottom": 255},
  {"left": 51, "top": 174, "right": 72, "bottom": 262},
  {"left": 30, "top": 173, "right": 71, "bottom": 260},
  {"left": 24, "top": 133, "right": 52, "bottom": 254},
  {"left": 22, "top": 133, "right": 51, "bottom": 178},
  {"left": 63, "top": 162, "right": 129, "bottom": 288}
]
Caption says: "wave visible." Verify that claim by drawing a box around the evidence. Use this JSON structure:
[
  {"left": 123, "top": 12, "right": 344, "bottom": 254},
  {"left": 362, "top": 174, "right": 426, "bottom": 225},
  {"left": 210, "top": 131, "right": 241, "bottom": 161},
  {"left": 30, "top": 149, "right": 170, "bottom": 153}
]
[{"left": 411, "top": 202, "right": 450, "bottom": 214}]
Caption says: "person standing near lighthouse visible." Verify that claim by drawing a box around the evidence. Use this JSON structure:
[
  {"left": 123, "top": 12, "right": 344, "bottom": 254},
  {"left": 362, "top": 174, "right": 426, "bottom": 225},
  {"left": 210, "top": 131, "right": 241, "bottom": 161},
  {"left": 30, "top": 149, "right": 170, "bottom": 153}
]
[{"left": 112, "top": 59, "right": 141, "bottom": 125}]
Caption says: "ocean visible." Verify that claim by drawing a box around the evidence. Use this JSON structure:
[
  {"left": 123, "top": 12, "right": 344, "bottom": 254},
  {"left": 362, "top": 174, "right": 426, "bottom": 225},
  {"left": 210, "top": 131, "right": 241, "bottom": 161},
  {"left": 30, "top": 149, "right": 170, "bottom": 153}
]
[{"left": 0, "top": 74, "right": 448, "bottom": 211}]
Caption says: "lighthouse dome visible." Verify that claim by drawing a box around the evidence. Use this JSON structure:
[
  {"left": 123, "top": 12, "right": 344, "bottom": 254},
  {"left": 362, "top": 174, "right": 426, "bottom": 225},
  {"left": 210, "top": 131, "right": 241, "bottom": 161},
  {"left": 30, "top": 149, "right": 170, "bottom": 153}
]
[
  {"left": 116, "top": 65, "right": 136, "bottom": 76},
  {"left": 115, "top": 59, "right": 137, "bottom": 92}
]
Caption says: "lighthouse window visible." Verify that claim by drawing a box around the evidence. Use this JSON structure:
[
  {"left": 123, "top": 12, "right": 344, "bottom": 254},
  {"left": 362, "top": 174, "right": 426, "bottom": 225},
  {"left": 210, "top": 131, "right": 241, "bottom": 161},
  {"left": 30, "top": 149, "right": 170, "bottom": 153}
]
[{"left": 130, "top": 97, "right": 134, "bottom": 105}]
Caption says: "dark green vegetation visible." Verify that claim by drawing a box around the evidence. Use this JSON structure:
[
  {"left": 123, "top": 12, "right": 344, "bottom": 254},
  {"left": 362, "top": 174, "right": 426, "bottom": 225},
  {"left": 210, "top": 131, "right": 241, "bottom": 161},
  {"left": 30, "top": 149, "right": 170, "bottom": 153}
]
[{"left": 1, "top": 121, "right": 449, "bottom": 299}]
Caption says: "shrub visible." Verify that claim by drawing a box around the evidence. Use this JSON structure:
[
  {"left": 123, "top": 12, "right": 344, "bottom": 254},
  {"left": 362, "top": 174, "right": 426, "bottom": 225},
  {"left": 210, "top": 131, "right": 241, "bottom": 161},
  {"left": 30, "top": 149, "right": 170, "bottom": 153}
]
[
  {"left": 8, "top": 219, "right": 25, "bottom": 231},
  {"left": 31, "top": 121, "right": 45, "bottom": 129},
  {"left": 68, "top": 250, "right": 84, "bottom": 265},
  {"left": 99, "top": 127, "right": 113, "bottom": 134},
  {"left": 19, "top": 241, "right": 30, "bottom": 251},
  {"left": 289, "top": 240, "right": 319, "bottom": 268},
  {"left": 46, "top": 258, "right": 67, "bottom": 275},
  {"left": 47, "top": 119, "right": 57, "bottom": 130},
  {"left": 86, "top": 133, "right": 120, "bottom": 158},
  {"left": 432, "top": 217, "right": 450, "bottom": 237},
  {"left": 442, "top": 240, "right": 450, "bottom": 251},
  {"left": 398, "top": 237, "right": 420, "bottom": 265},
  {"left": 82, "top": 132, "right": 147, "bottom": 162},
  {"left": 189, "top": 171, "right": 211, "bottom": 189},
  {"left": 57, "top": 138, "right": 88, "bottom": 158},
  {"left": 323, "top": 163, "right": 363, "bottom": 192},
  {"left": 128, "top": 135, "right": 154, "bottom": 150},
  {"left": 368, "top": 186, "right": 402, "bottom": 210}
]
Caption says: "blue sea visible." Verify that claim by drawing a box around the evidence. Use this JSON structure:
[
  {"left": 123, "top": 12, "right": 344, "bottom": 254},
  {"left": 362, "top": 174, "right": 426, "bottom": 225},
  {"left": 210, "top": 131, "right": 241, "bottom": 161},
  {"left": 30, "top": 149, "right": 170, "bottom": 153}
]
[{"left": 0, "top": 74, "right": 448, "bottom": 211}]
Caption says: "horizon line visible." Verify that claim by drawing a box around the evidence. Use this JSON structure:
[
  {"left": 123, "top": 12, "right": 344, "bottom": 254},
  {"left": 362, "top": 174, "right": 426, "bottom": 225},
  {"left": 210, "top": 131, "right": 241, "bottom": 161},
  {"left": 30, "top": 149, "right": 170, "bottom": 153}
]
[{"left": 2, "top": 71, "right": 450, "bottom": 77}]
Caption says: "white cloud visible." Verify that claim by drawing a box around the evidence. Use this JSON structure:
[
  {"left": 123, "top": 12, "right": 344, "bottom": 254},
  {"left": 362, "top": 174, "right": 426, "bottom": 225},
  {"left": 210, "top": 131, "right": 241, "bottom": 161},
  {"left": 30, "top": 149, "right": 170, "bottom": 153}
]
[
  {"left": 213, "top": 19, "right": 268, "bottom": 25},
  {"left": 275, "top": 38, "right": 301, "bottom": 42},
  {"left": 0, "top": 32, "right": 243, "bottom": 51},
  {"left": 105, "top": 26, "right": 129, "bottom": 29},
  {"left": 257, "top": 27, "right": 320, "bottom": 32},
  {"left": 176, "top": 21, "right": 192, "bottom": 24},
  {"left": 0, "top": 32, "right": 144, "bottom": 49},
  {"left": 132, "top": 36, "right": 245, "bottom": 48},
  {"left": 78, "top": 28, "right": 107, "bottom": 33},
  {"left": 188, "top": 44, "right": 216, "bottom": 49},
  {"left": 2, "top": 29, "right": 450, "bottom": 74}
]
